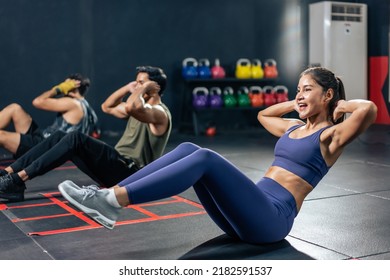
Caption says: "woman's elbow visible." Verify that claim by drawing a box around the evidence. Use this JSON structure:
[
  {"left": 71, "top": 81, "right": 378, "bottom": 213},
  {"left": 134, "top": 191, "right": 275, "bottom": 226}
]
[
  {"left": 257, "top": 110, "right": 266, "bottom": 123},
  {"left": 368, "top": 102, "right": 378, "bottom": 122},
  {"left": 360, "top": 101, "right": 378, "bottom": 124}
]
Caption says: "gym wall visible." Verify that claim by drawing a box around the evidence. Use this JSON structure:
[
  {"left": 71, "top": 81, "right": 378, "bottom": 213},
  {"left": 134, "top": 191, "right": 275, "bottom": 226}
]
[{"left": 0, "top": 0, "right": 388, "bottom": 132}]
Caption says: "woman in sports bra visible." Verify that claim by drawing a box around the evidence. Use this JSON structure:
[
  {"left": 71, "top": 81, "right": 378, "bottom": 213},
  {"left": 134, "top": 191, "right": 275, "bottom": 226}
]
[{"left": 58, "top": 67, "right": 377, "bottom": 244}]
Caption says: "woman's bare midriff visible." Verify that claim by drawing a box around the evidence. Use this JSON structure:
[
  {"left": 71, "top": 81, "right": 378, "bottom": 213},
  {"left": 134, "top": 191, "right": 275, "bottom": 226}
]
[{"left": 264, "top": 166, "right": 314, "bottom": 212}]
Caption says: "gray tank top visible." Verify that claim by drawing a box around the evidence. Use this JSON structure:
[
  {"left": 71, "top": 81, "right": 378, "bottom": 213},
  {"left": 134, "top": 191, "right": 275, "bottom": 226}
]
[{"left": 42, "top": 98, "right": 98, "bottom": 138}]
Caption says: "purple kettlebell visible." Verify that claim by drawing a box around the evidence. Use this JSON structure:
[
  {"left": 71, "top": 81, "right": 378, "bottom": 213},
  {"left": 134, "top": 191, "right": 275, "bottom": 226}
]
[
  {"left": 209, "top": 87, "right": 223, "bottom": 108},
  {"left": 192, "top": 87, "right": 209, "bottom": 109}
]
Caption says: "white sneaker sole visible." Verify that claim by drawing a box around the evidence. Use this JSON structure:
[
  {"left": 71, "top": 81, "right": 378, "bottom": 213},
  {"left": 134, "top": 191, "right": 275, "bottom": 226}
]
[{"left": 58, "top": 180, "right": 115, "bottom": 229}]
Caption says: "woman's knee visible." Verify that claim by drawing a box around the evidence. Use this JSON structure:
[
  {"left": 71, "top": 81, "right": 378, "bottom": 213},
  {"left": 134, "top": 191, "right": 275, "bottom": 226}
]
[
  {"left": 177, "top": 142, "right": 201, "bottom": 152},
  {"left": 199, "top": 147, "right": 216, "bottom": 157},
  {"left": 192, "top": 148, "right": 219, "bottom": 164}
]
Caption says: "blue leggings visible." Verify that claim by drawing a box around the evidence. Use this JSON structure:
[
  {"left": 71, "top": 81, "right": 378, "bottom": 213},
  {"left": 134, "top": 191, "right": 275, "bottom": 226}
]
[{"left": 118, "top": 142, "right": 297, "bottom": 244}]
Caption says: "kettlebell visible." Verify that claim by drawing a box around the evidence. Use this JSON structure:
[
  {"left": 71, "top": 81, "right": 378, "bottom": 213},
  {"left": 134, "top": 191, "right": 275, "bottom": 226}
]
[
  {"left": 211, "top": 58, "right": 226, "bottom": 79},
  {"left": 206, "top": 126, "right": 217, "bottom": 137},
  {"left": 209, "top": 87, "right": 224, "bottom": 108},
  {"left": 249, "top": 86, "right": 264, "bottom": 107},
  {"left": 198, "top": 58, "right": 211, "bottom": 79},
  {"left": 263, "top": 59, "right": 278, "bottom": 78},
  {"left": 237, "top": 86, "right": 251, "bottom": 107},
  {"left": 251, "top": 59, "right": 264, "bottom": 79},
  {"left": 223, "top": 86, "right": 237, "bottom": 108},
  {"left": 182, "top": 57, "right": 198, "bottom": 79},
  {"left": 192, "top": 87, "right": 209, "bottom": 109},
  {"left": 263, "top": 85, "right": 276, "bottom": 107},
  {"left": 235, "top": 58, "right": 252, "bottom": 79},
  {"left": 273, "top": 85, "right": 289, "bottom": 103}
]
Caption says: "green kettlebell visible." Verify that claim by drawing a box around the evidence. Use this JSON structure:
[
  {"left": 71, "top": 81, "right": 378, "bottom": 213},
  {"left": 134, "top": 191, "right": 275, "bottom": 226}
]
[
  {"left": 223, "top": 86, "right": 237, "bottom": 107},
  {"left": 237, "top": 86, "right": 251, "bottom": 107}
]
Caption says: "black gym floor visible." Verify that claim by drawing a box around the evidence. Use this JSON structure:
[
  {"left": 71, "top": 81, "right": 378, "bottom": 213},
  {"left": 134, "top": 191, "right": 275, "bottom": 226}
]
[{"left": 0, "top": 124, "right": 389, "bottom": 260}]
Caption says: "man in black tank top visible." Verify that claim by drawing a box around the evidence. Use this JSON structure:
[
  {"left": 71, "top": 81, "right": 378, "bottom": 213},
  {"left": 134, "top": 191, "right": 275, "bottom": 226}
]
[{"left": 0, "top": 66, "right": 172, "bottom": 202}]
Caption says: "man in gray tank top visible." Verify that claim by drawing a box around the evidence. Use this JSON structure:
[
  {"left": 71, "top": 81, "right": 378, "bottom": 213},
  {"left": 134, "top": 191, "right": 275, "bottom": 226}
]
[
  {"left": 0, "top": 73, "right": 99, "bottom": 159},
  {"left": 0, "top": 66, "right": 172, "bottom": 202}
]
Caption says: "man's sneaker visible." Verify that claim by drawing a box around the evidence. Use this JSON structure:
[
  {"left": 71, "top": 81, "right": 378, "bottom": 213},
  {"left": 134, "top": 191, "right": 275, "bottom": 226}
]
[
  {"left": 0, "top": 174, "right": 25, "bottom": 202},
  {"left": 58, "top": 180, "right": 120, "bottom": 229},
  {"left": 0, "top": 174, "right": 15, "bottom": 192}
]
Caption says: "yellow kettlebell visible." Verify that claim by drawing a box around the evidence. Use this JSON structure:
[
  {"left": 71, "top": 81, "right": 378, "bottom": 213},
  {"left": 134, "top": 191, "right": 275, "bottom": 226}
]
[
  {"left": 251, "top": 59, "right": 264, "bottom": 79},
  {"left": 235, "top": 58, "right": 252, "bottom": 79}
]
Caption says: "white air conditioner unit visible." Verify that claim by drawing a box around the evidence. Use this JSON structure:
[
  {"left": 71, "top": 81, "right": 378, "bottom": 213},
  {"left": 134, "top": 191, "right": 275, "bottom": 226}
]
[{"left": 309, "top": 1, "right": 367, "bottom": 99}]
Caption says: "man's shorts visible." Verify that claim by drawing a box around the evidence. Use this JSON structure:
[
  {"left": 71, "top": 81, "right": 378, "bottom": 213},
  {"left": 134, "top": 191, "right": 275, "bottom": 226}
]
[{"left": 15, "top": 120, "right": 44, "bottom": 158}]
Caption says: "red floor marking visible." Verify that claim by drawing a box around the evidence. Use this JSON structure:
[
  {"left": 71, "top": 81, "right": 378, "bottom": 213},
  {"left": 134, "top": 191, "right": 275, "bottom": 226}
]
[
  {"left": 172, "top": 195, "right": 205, "bottom": 209},
  {"left": 12, "top": 212, "right": 74, "bottom": 223},
  {"left": 2, "top": 190, "right": 206, "bottom": 236},
  {"left": 28, "top": 225, "right": 100, "bottom": 236},
  {"left": 116, "top": 211, "right": 206, "bottom": 227},
  {"left": 41, "top": 193, "right": 101, "bottom": 227},
  {"left": 126, "top": 196, "right": 204, "bottom": 209},
  {"left": 53, "top": 166, "right": 77, "bottom": 171},
  {"left": 5, "top": 201, "right": 64, "bottom": 209},
  {"left": 131, "top": 198, "right": 182, "bottom": 207},
  {"left": 131, "top": 205, "right": 160, "bottom": 218}
]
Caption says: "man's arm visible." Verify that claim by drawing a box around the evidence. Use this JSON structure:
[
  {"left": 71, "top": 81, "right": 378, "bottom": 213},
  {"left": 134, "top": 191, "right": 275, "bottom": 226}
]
[
  {"left": 124, "top": 81, "right": 169, "bottom": 136},
  {"left": 101, "top": 82, "right": 135, "bottom": 119},
  {"left": 32, "top": 80, "right": 80, "bottom": 113}
]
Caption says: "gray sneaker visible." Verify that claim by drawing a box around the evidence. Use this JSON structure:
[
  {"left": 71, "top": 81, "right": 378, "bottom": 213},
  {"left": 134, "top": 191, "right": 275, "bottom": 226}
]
[
  {"left": 58, "top": 180, "right": 120, "bottom": 229},
  {"left": 60, "top": 180, "right": 101, "bottom": 191}
]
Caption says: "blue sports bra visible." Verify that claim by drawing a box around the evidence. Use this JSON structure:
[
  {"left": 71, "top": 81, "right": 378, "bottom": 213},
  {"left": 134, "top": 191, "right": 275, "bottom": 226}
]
[{"left": 271, "top": 124, "right": 332, "bottom": 187}]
